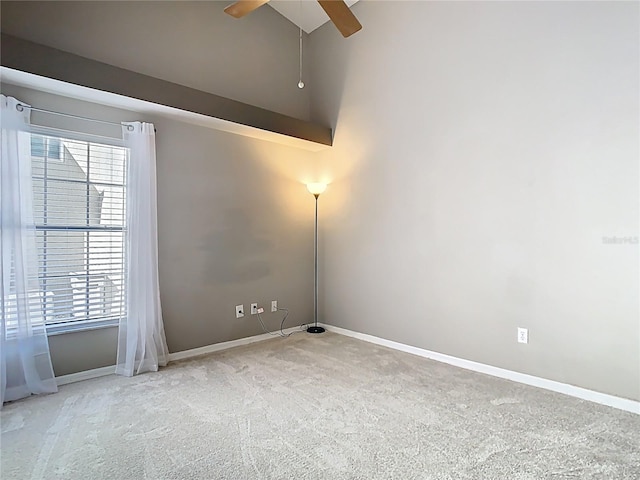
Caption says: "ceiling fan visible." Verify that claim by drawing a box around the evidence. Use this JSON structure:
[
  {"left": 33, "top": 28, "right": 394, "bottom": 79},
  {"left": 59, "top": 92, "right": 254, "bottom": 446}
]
[{"left": 224, "top": 0, "right": 362, "bottom": 38}]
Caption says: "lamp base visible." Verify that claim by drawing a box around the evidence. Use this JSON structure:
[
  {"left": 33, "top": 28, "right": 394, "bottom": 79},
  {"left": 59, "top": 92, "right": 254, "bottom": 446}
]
[{"left": 307, "top": 326, "right": 325, "bottom": 334}]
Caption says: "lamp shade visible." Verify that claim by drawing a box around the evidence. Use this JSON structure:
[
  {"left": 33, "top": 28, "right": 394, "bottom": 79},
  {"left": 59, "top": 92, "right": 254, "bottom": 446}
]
[{"left": 306, "top": 183, "right": 327, "bottom": 195}]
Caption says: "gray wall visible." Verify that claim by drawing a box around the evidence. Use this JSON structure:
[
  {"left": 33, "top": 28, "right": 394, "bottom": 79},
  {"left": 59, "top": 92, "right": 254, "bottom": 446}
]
[
  {"left": 2, "top": 1, "right": 638, "bottom": 402},
  {"left": 0, "top": 1, "right": 311, "bottom": 120},
  {"left": 1, "top": 0, "right": 318, "bottom": 376},
  {"left": 1, "top": 83, "right": 316, "bottom": 376},
  {"left": 309, "top": 1, "right": 640, "bottom": 401}
]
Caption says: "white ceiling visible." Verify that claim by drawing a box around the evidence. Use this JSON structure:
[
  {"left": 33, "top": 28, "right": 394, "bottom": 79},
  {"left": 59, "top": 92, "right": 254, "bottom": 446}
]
[{"left": 268, "top": 0, "right": 360, "bottom": 34}]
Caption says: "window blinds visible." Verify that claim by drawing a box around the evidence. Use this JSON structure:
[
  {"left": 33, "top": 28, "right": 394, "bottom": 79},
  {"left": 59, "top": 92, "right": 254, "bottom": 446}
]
[{"left": 29, "top": 133, "right": 128, "bottom": 329}]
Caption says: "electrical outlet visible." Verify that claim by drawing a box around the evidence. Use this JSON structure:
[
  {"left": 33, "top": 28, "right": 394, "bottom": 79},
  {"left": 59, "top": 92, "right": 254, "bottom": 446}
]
[
  {"left": 271, "top": 300, "right": 278, "bottom": 313},
  {"left": 251, "top": 303, "right": 258, "bottom": 315},
  {"left": 235, "top": 305, "right": 244, "bottom": 319},
  {"left": 517, "top": 327, "right": 528, "bottom": 344}
]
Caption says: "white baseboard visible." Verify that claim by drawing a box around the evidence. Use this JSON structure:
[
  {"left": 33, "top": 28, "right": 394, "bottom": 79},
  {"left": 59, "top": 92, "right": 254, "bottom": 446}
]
[
  {"left": 55, "top": 327, "right": 303, "bottom": 386},
  {"left": 167, "top": 326, "right": 301, "bottom": 361},
  {"left": 56, "top": 324, "right": 637, "bottom": 414},
  {"left": 56, "top": 365, "right": 116, "bottom": 386},
  {"left": 321, "top": 324, "right": 640, "bottom": 415}
]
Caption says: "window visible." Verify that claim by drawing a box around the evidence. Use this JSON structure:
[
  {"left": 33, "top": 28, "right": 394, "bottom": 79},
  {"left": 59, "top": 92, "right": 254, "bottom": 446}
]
[
  {"left": 30, "top": 131, "right": 128, "bottom": 333},
  {"left": 31, "top": 135, "right": 61, "bottom": 160}
]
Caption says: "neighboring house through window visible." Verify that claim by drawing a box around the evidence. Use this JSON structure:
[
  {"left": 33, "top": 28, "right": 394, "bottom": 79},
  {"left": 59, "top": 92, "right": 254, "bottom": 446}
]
[
  {"left": 30, "top": 130, "right": 128, "bottom": 333},
  {"left": 31, "top": 135, "right": 61, "bottom": 161}
]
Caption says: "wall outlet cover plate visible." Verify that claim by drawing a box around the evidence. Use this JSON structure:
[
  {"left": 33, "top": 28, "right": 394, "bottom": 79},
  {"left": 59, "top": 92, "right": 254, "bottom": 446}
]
[{"left": 517, "top": 327, "right": 529, "bottom": 344}]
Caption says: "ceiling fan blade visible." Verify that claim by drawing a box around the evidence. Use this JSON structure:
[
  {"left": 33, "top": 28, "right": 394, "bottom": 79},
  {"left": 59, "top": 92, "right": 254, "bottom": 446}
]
[
  {"left": 224, "top": 0, "right": 270, "bottom": 19},
  {"left": 317, "top": 0, "right": 362, "bottom": 38}
]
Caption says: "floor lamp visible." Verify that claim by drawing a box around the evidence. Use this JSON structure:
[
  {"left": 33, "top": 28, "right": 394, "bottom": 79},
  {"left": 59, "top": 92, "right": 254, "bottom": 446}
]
[{"left": 306, "top": 183, "right": 327, "bottom": 334}]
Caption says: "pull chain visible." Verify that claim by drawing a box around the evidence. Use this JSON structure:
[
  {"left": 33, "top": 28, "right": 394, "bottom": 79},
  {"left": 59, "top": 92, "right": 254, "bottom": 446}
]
[
  {"left": 297, "top": 0, "right": 304, "bottom": 89},
  {"left": 298, "top": 27, "right": 304, "bottom": 89}
]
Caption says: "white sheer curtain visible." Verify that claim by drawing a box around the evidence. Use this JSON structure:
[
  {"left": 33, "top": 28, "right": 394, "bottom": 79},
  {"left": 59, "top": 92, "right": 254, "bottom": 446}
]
[
  {"left": 116, "top": 122, "right": 168, "bottom": 377},
  {"left": 1, "top": 95, "right": 58, "bottom": 406}
]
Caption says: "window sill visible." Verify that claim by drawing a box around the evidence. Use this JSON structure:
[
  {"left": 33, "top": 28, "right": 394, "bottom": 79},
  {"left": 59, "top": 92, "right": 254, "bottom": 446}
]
[{"left": 46, "top": 319, "right": 119, "bottom": 336}]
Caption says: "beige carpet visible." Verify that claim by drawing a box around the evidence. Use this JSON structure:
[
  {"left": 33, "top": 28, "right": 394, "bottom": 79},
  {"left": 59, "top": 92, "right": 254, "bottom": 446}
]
[{"left": 1, "top": 332, "right": 639, "bottom": 479}]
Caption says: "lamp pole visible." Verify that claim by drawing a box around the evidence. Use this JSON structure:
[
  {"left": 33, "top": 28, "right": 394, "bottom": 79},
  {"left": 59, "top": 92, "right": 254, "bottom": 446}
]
[{"left": 307, "top": 191, "right": 325, "bottom": 333}]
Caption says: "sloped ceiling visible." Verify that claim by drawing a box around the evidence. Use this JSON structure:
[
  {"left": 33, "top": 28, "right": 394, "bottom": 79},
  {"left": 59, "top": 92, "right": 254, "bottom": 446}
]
[{"left": 268, "top": 0, "right": 359, "bottom": 34}]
